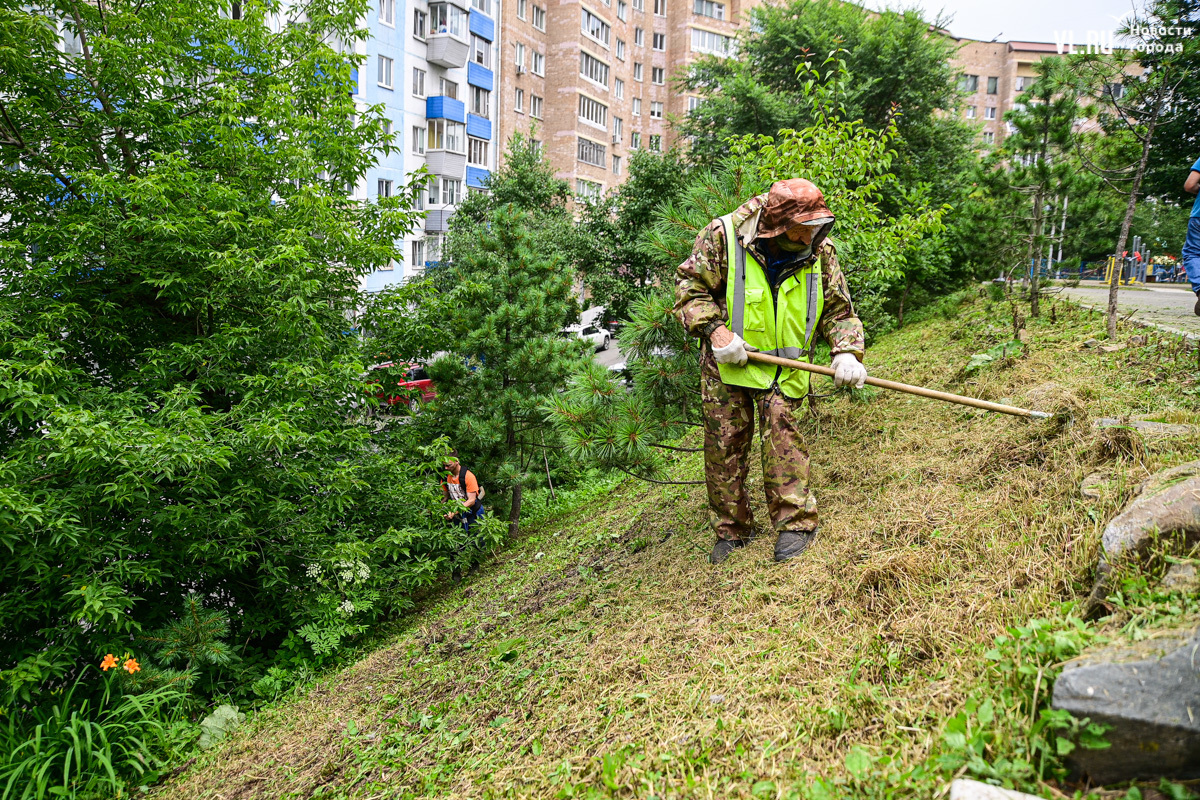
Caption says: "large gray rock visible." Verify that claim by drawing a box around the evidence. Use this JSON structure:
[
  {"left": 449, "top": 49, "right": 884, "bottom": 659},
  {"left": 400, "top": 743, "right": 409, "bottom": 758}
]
[
  {"left": 1100, "top": 460, "right": 1200, "bottom": 565},
  {"left": 1050, "top": 621, "right": 1200, "bottom": 784},
  {"left": 948, "top": 779, "right": 1045, "bottom": 800}
]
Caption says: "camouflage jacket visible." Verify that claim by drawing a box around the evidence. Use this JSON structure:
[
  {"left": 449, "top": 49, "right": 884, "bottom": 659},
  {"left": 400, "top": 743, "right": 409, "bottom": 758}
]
[{"left": 673, "top": 193, "right": 866, "bottom": 360}]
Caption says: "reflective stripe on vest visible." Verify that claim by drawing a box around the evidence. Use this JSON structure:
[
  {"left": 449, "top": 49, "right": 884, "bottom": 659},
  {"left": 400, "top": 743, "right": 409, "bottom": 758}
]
[{"left": 715, "top": 213, "right": 824, "bottom": 399}]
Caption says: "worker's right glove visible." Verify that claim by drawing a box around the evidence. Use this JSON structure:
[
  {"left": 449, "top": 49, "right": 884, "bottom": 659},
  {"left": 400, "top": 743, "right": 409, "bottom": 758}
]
[
  {"left": 832, "top": 353, "right": 868, "bottom": 389},
  {"left": 712, "top": 333, "right": 756, "bottom": 367}
]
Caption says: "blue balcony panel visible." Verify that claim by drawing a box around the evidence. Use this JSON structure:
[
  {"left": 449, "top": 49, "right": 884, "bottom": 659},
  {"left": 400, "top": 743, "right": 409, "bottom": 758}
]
[
  {"left": 466, "top": 114, "right": 491, "bottom": 140},
  {"left": 468, "top": 13, "right": 495, "bottom": 41},
  {"left": 467, "top": 62, "right": 494, "bottom": 91},
  {"left": 426, "top": 96, "right": 467, "bottom": 123},
  {"left": 466, "top": 167, "right": 490, "bottom": 188}
]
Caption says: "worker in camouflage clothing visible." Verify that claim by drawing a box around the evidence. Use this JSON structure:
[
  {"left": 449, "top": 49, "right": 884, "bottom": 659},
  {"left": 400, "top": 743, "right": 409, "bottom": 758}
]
[{"left": 675, "top": 178, "right": 867, "bottom": 564}]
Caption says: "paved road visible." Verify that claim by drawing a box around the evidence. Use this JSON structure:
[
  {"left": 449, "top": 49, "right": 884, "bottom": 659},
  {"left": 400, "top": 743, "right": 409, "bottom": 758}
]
[
  {"left": 1055, "top": 282, "right": 1200, "bottom": 336},
  {"left": 594, "top": 341, "right": 624, "bottom": 368}
]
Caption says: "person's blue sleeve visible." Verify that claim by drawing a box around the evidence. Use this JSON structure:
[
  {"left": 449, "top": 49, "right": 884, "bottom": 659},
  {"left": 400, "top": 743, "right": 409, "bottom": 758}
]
[{"left": 1193, "top": 156, "right": 1200, "bottom": 172}]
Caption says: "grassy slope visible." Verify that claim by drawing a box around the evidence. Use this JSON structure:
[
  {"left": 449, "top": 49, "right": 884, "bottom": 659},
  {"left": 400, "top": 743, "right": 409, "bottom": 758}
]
[{"left": 165, "top": 296, "right": 1200, "bottom": 800}]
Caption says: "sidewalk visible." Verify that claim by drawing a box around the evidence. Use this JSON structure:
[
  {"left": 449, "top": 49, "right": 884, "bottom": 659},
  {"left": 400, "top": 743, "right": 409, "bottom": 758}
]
[{"left": 1053, "top": 281, "right": 1200, "bottom": 337}]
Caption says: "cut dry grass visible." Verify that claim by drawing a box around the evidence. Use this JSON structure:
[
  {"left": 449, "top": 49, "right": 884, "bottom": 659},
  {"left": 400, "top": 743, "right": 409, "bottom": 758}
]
[{"left": 160, "top": 298, "right": 1200, "bottom": 800}]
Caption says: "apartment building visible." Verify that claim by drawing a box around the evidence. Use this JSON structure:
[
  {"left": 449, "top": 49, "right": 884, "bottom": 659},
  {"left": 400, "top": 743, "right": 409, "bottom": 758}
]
[
  {"left": 495, "top": 0, "right": 756, "bottom": 199},
  {"left": 358, "top": 0, "right": 500, "bottom": 291}
]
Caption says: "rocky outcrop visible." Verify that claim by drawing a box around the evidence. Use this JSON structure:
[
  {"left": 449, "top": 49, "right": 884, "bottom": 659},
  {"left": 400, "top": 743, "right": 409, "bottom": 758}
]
[
  {"left": 1050, "top": 620, "right": 1200, "bottom": 785},
  {"left": 1100, "top": 461, "right": 1200, "bottom": 564}
]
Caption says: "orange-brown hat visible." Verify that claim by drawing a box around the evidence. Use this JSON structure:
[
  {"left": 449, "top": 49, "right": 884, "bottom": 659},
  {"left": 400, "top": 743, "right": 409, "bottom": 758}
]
[{"left": 756, "top": 179, "right": 835, "bottom": 240}]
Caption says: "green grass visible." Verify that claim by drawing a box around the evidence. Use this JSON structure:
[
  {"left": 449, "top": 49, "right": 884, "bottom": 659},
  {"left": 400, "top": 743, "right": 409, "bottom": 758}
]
[{"left": 159, "top": 296, "right": 1200, "bottom": 799}]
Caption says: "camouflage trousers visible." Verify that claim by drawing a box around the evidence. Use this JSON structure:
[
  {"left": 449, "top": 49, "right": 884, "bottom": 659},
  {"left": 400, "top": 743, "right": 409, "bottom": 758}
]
[{"left": 701, "top": 349, "right": 818, "bottom": 542}]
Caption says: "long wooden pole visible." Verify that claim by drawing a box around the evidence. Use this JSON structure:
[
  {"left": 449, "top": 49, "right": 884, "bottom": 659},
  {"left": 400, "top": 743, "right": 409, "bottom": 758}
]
[{"left": 746, "top": 352, "right": 1051, "bottom": 420}]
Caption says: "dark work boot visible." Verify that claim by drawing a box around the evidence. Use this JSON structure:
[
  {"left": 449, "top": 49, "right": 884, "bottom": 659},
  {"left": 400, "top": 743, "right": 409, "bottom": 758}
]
[
  {"left": 774, "top": 530, "right": 817, "bottom": 562},
  {"left": 709, "top": 538, "right": 746, "bottom": 565},
  {"left": 1194, "top": 291, "right": 1200, "bottom": 316}
]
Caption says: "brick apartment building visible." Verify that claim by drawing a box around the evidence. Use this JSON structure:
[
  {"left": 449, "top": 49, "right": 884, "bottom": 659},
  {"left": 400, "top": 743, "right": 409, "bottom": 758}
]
[{"left": 495, "top": 0, "right": 759, "bottom": 199}]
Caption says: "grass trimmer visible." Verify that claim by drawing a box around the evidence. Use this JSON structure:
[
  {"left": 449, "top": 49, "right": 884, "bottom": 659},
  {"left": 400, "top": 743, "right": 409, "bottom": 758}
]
[{"left": 746, "top": 351, "right": 1051, "bottom": 420}]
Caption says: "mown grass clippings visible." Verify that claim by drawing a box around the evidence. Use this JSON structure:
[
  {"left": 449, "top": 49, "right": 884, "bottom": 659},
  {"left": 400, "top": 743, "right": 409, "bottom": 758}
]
[{"left": 160, "top": 297, "right": 1200, "bottom": 800}]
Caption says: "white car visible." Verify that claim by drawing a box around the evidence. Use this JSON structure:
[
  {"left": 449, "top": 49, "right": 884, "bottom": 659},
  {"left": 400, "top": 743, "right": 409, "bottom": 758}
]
[{"left": 577, "top": 323, "right": 612, "bottom": 352}]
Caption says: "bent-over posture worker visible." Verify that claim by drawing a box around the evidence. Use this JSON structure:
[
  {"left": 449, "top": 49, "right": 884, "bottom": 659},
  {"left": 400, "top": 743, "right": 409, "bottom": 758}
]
[
  {"left": 675, "top": 179, "right": 867, "bottom": 565},
  {"left": 441, "top": 450, "right": 484, "bottom": 535}
]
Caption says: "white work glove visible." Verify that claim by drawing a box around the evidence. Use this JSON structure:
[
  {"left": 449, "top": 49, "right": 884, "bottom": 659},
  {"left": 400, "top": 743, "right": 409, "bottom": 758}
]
[
  {"left": 711, "top": 333, "right": 756, "bottom": 367},
  {"left": 832, "top": 353, "right": 867, "bottom": 389}
]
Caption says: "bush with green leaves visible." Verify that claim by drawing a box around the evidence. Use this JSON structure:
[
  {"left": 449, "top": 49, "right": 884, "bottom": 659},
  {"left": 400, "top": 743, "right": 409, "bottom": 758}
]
[{"left": 0, "top": 0, "right": 495, "bottom": 742}]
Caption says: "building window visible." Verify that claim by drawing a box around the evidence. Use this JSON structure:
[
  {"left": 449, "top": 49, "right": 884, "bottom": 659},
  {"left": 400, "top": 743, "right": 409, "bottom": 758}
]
[
  {"left": 652, "top": 32, "right": 665, "bottom": 50},
  {"left": 582, "top": 9, "right": 611, "bottom": 46},
  {"left": 693, "top": 0, "right": 724, "bottom": 19},
  {"left": 959, "top": 73, "right": 979, "bottom": 92},
  {"left": 439, "top": 77, "right": 459, "bottom": 99},
  {"left": 650, "top": 100, "right": 663, "bottom": 118},
  {"left": 651, "top": 66, "right": 664, "bottom": 84},
  {"left": 691, "top": 28, "right": 731, "bottom": 55},
  {"left": 634, "top": 27, "right": 644, "bottom": 46},
  {"left": 430, "top": 2, "right": 466, "bottom": 36},
  {"left": 468, "top": 137, "right": 489, "bottom": 165},
  {"left": 687, "top": 96, "right": 700, "bottom": 112},
  {"left": 441, "top": 179, "right": 461, "bottom": 205},
  {"left": 986, "top": 76, "right": 998, "bottom": 94},
  {"left": 577, "top": 179, "right": 602, "bottom": 200},
  {"left": 578, "top": 137, "right": 607, "bottom": 167},
  {"left": 427, "top": 119, "right": 466, "bottom": 152},
  {"left": 532, "top": 51, "right": 545, "bottom": 76},
  {"left": 965, "top": 106, "right": 976, "bottom": 119},
  {"left": 532, "top": 4, "right": 546, "bottom": 30},
  {"left": 377, "top": 55, "right": 393, "bottom": 89},
  {"left": 633, "top": 62, "right": 643, "bottom": 81},
  {"left": 612, "top": 154, "right": 622, "bottom": 175},
  {"left": 531, "top": 139, "right": 542, "bottom": 155},
  {"left": 1016, "top": 76, "right": 1032, "bottom": 91},
  {"left": 412, "top": 67, "right": 426, "bottom": 96},
  {"left": 649, "top": 133, "right": 661, "bottom": 151},
  {"left": 382, "top": 118, "right": 393, "bottom": 138},
  {"left": 515, "top": 87, "right": 525, "bottom": 112},
  {"left": 580, "top": 52, "right": 610, "bottom": 87},
  {"left": 613, "top": 116, "right": 623, "bottom": 140},
  {"left": 378, "top": 179, "right": 393, "bottom": 197},
  {"left": 982, "top": 131, "right": 995, "bottom": 144},
  {"left": 531, "top": 95, "right": 544, "bottom": 118},
  {"left": 1104, "top": 82, "right": 1124, "bottom": 100},
  {"left": 471, "top": 34, "right": 491, "bottom": 67},
  {"left": 984, "top": 106, "right": 996, "bottom": 119},
  {"left": 653, "top": 0, "right": 665, "bottom": 14},
  {"left": 427, "top": 177, "right": 439, "bottom": 206},
  {"left": 632, "top": 97, "right": 641, "bottom": 115},
  {"left": 412, "top": 125, "right": 426, "bottom": 154},
  {"left": 632, "top": 0, "right": 643, "bottom": 10},
  {"left": 616, "top": 39, "right": 626, "bottom": 60},
  {"left": 471, "top": 0, "right": 490, "bottom": 13},
  {"left": 412, "top": 239, "right": 426, "bottom": 269},
  {"left": 615, "top": 78, "right": 624, "bottom": 99},
  {"left": 579, "top": 94, "right": 609, "bottom": 128},
  {"left": 413, "top": 9, "right": 427, "bottom": 38},
  {"left": 515, "top": 42, "right": 526, "bottom": 69},
  {"left": 617, "top": 1, "right": 627, "bottom": 20},
  {"left": 380, "top": 258, "right": 396, "bottom": 271},
  {"left": 518, "top": 0, "right": 527, "bottom": 18},
  {"left": 630, "top": 131, "right": 641, "bottom": 149},
  {"left": 380, "top": 0, "right": 394, "bottom": 25},
  {"left": 471, "top": 86, "right": 490, "bottom": 117}
]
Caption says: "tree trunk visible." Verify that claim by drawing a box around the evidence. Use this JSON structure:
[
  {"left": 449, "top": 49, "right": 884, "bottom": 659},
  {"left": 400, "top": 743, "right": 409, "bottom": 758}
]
[
  {"left": 1030, "top": 186, "right": 1045, "bottom": 319},
  {"left": 508, "top": 483, "right": 523, "bottom": 539},
  {"left": 897, "top": 280, "right": 910, "bottom": 328},
  {"left": 1107, "top": 89, "right": 1162, "bottom": 339}
]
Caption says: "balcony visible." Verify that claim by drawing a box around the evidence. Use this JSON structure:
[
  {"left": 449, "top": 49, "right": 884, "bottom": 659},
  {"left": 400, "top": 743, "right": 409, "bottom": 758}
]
[
  {"left": 427, "top": 1, "right": 470, "bottom": 68},
  {"left": 426, "top": 149, "right": 467, "bottom": 178},
  {"left": 425, "top": 209, "right": 455, "bottom": 233}
]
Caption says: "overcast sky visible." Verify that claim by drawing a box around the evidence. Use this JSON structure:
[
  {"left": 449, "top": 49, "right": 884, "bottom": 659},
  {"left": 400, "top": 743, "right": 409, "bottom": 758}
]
[{"left": 860, "top": 0, "right": 1146, "bottom": 44}]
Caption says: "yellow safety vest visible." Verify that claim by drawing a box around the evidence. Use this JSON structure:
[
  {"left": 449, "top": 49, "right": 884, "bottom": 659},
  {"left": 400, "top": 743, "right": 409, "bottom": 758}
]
[{"left": 715, "top": 213, "right": 824, "bottom": 400}]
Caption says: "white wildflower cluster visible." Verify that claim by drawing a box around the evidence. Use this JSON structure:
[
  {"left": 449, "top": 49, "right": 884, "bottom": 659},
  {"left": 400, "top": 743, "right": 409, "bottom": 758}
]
[
  {"left": 305, "top": 563, "right": 322, "bottom": 579},
  {"left": 338, "top": 599, "right": 355, "bottom": 615},
  {"left": 333, "top": 559, "right": 371, "bottom": 585}
]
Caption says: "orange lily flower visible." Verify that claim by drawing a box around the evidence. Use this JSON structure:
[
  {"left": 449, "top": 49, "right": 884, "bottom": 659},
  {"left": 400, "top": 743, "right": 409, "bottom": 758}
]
[
  {"left": 100, "top": 654, "right": 117, "bottom": 671},
  {"left": 123, "top": 658, "right": 140, "bottom": 674}
]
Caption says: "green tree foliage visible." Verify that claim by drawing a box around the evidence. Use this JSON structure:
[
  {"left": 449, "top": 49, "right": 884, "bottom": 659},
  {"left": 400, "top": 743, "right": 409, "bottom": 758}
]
[
  {"left": 576, "top": 150, "right": 691, "bottom": 319},
  {"left": 427, "top": 204, "right": 586, "bottom": 536},
  {"left": 988, "top": 58, "right": 1086, "bottom": 316},
  {"left": 680, "top": 0, "right": 974, "bottom": 205},
  {"left": 0, "top": 0, "right": 489, "bottom": 728}
]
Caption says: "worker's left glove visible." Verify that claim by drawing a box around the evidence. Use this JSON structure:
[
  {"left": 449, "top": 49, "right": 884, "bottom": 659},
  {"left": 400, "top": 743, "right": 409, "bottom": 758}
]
[
  {"left": 712, "top": 333, "right": 757, "bottom": 367},
  {"left": 832, "top": 353, "right": 867, "bottom": 389}
]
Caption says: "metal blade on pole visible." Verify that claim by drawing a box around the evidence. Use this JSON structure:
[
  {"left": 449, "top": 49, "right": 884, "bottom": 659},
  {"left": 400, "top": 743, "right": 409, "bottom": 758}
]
[{"left": 745, "top": 351, "right": 1051, "bottom": 420}]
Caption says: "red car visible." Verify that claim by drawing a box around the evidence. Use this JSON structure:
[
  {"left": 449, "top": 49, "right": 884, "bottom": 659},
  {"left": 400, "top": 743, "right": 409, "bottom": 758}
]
[{"left": 368, "top": 362, "right": 436, "bottom": 414}]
